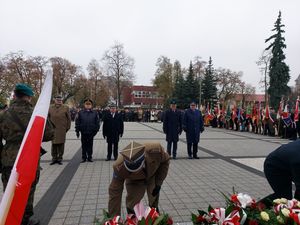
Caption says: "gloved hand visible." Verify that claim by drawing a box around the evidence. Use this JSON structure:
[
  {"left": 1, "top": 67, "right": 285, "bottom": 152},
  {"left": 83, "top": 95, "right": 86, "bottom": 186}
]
[
  {"left": 76, "top": 131, "right": 80, "bottom": 138},
  {"left": 120, "top": 133, "right": 123, "bottom": 138},
  {"left": 152, "top": 185, "right": 161, "bottom": 196},
  {"left": 200, "top": 127, "right": 205, "bottom": 133},
  {"left": 103, "top": 135, "right": 106, "bottom": 139}
]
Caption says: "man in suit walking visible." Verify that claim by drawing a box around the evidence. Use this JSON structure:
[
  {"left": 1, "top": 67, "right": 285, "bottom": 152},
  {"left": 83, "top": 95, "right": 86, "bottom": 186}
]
[
  {"left": 103, "top": 104, "right": 124, "bottom": 161},
  {"left": 183, "top": 101, "right": 204, "bottom": 159},
  {"left": 163, "top": 100, "right": 182, "bottom": 159}
]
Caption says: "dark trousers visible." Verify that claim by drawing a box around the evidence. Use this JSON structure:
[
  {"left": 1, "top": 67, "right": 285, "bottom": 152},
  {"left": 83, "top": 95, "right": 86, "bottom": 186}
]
[
  {"left": 107, "top": 141, "right": 119, "bottom": 160},
  {"left": 2, "top": 167, "right": 40, "bottom": 225},
  {"left": 167, "top": 141, "right": 178, "bottom": 157},
  {"left": 51, "top": 143, "right": 65, "bottom": 161},
  {"left": 81, "top": 134, "right": 94, "bottom": 160},
  {"left": 187, "top": 143, "right": 198, "bottom": 157}
]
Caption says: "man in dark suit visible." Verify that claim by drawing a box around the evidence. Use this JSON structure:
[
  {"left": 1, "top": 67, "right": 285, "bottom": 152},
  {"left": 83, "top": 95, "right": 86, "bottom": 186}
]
[
  {"left": 163, "top": 100, "right": 182, "bottom": 159},
  {"left": 103, "top": 104, "right": 124, "bottom": 161},
  {"left": 263, "top": 140, "right": 300, "bottom": 202},
  {"left": 183, "top": 101, "right": 204, "bottom": 159}
]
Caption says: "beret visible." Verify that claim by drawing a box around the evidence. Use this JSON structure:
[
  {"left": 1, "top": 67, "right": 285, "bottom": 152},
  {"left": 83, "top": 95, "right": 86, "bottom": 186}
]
[{"left": 15, "top": 83, "right": 34, "bottom": 96}]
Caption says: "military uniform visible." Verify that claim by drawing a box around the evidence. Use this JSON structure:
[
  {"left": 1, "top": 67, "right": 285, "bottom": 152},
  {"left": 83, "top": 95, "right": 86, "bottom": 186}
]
[
  {"left": 108, "top": 142, "right": 170, "bottom": 216},
  {"left": 0, "top": 84, "right": 54, "bottom": 225},
  {"left": 49, "top": 100, "right": 71, "bottom": 164}
]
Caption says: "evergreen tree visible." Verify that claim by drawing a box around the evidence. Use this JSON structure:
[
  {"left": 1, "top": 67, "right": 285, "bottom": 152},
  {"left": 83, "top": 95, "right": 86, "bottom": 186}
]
[
  {"left": 172, "top": 60, "right": 185, "bottom": 109},
  {"left": 265, "top": 11, "right": 290, "bottom": 110},
  {"left": 202, "top": 56, "right": 217, "bottom": 104},
  {"left": 184, "top": 61, "right": 199, "bottom": 108}
]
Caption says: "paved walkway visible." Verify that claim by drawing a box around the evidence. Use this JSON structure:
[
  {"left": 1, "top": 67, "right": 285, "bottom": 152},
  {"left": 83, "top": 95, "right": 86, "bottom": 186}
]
[{"left": 0, "top": 122, "right": 292, "bottom": 224}]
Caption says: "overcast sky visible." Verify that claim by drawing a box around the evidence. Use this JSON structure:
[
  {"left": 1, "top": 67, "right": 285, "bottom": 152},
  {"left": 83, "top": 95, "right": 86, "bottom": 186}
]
[{"left": 1, "top": 0, "right": 299, "bottom": 93}]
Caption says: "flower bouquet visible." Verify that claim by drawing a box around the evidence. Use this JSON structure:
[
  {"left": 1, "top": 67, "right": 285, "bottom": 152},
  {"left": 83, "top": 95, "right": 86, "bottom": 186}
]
[
  {"left": 192, "top": 191, "right": 300, "bottom": 225},
  {"left": 96, "top": 202, "right": 173, "bottom": 225}
]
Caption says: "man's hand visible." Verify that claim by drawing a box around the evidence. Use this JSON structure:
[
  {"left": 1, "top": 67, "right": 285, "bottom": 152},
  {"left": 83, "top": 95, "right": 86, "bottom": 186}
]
[
  {"left": 76, "top": 131, "right": 80, "bottom": 138},
  {"left": 152, "top": 185, "right": 161, "bottom": 196},
  {"left": 103, "top": 135, "right": 106, "bottom": 139},
  {"left": 120, "top": 133, "right": 123, "bottom": 138}
]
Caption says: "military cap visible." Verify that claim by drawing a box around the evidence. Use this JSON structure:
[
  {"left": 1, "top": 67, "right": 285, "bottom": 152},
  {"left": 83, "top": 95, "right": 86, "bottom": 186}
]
[
  {"left": 83, "top": 98, "right": 93, "bottom": 105},
  {"left": 121, "top": 141, "right": 145, "bottom": 172},
  {"left": 109, "top": 103, "right": 117, "bottom": 108},
  {"left": 14, "top": 83, "right": 34, "bottom": 96},
  {"left": 54, "top": 94, "right": 63, "bottom": 100},
  {"left": 170, "top": 99, "right": 176, "bottom": 105}
]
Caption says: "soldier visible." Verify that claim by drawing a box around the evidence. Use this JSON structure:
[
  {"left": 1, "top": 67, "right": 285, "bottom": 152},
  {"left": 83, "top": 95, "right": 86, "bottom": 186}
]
[
  {"left": 102, "top": 104, "right": 124, "bottom": 161},
  {"left": 263, "top": 140, "right": 300, "bottom": 203},
  {"left": 163, "top": 100, "right": 182, "bottom": 159},
  {"left": 183, "top": 101, "right": 204, "bottom": 159},
  {"left": 75, "top": 98, "right": 100, "bottom": 162},
  {"left": 48, "top": 95, "right": 71, "bottom": 165},
  {"left": 0, "top": 83, "right": 54, "bottom": 225},
  {"left": 108, "top": 141, "right": 170, "bottom": 216}
]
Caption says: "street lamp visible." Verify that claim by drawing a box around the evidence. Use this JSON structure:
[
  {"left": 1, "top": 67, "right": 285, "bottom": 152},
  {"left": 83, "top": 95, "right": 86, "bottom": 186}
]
[{"left": 199, "top": 75, "right": 202, "bottom": 108}]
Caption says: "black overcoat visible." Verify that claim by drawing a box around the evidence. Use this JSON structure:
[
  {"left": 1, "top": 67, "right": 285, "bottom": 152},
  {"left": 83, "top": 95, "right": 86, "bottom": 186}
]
[
  {"left": 102, "top": 112, "right": 124, "bottom": 143},
  {"left": 163, "top": 109, "right": 182, "bottom": 142}
]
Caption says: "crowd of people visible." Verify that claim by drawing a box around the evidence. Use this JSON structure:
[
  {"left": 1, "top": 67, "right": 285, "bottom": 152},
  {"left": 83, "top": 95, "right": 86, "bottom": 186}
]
[
  {"left": 1, "top": 82, "right": 300, "bottom": 224},
  {"left": 203, "top": 103, "right": 300, "bottom": 140}
]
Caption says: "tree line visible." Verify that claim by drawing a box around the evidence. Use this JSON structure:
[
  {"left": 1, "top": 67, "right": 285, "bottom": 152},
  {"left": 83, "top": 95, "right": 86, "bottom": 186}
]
[
  {"left": 152, "top": 55, "right": 256, "bottom": 109},
  {"left": 0, "top": 42, "right": 134, "bottom": 107}
]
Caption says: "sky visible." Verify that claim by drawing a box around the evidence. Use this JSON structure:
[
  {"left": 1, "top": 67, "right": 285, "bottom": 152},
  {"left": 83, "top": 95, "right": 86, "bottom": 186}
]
[{"left": 1, "top": 0, "right": 299, "bottom": 93}]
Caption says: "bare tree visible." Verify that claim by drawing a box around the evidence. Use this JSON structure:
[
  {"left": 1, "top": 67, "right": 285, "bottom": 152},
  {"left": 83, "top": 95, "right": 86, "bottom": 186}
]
[
  {"left": 240, "top": 82, "right": 256, "bottom": 108},
  {"left": 102, "top": 42, "right": 135, "bottom": 107},
  {"left": 216, "top": 68, "right": 243, "bottom": 102},
  {"left": 87, "top": 59, "right": 103, "bottom": 105},
  {"left": 50, "top": 57, "right": 81, "bottom": 101},
  {"left": 256, "top": 50, "right": 272, "bottom": 104}
]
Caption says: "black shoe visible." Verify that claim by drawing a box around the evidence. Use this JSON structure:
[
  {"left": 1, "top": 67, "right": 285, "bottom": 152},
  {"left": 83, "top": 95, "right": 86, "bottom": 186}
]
[
  {"left": 173, "top": 156, "right": 177, "bottom": 160},
  {"left": 87, "top": 159, "right": 93, "bottom": 162},
  {"left": 57, "top": 161, "right": 63, "bottom": 165},
  {"left": 105, "top": 158, "right": 111, "bottom": 161},
  {"left": 193, "top": 156, "right": 200, "bottom": 159},
  {"left": 27, "top": 217, "right": 40, "bottom": 225},
  {"left": 50, "top": 160, "right": 57, "bottom": 165},
  {"left": 81, "top": 159, "right": 86, "bottom": 163},
  {"left": 188, "top": 155, "right": 193, "bottom": 159}
]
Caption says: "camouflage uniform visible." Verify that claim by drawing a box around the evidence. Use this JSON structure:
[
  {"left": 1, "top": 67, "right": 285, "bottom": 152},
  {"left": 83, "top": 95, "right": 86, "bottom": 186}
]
[{"left": 0, "top": 99, "right": 54, "bottom": 225}]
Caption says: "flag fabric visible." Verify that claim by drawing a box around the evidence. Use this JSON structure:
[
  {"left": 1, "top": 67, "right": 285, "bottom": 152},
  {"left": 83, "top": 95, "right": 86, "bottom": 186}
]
[
  {"left": 295, "top": 98, "right": 299, "bottom": 122},
  {"left": 277, "top": 99, "right": 284, "bottom": 120},
  {"left": 0, "top": 72, "right": 53, "bottom": 225},
  {"left": 225, "top": 104, "right": 231, "bottom": 121},
  {"left": 205, "top": 103, "right": 214, "bottom": 121},
  {"left": 282, "top": 103, "right": 292, "bottom": 127},
  {"left": 265, "top": 105, "right": 274, "bottom": 123},
  {"left": 231, "top": 105, "right": 237, "bottom": 121},
  {"left": 246, "top": 105, "right": 252, "bottom": 119}
]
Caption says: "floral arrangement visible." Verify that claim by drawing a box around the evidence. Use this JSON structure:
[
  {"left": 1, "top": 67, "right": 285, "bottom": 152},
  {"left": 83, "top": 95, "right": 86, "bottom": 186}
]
[
  {"left": 191, "top": 192, "right": 300, "bottom": 225},
  {"left": 96, "top": 202, "right": 173, "bottom": 225}
]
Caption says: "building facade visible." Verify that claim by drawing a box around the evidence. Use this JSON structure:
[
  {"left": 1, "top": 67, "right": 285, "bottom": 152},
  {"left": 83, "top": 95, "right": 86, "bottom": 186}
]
[{"left": 122, "top": 85, "right": 164, "bottom": 108}]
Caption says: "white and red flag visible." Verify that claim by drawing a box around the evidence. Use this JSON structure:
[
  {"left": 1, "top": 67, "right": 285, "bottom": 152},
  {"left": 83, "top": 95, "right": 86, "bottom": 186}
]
[
  {"left": 295, "top": 97, "right": 299, "bottom": 122},
  {"left": 265, "top": 105, "right": 274, "bottom": 123},
  {"left": 0, "top": 71, "right": 53, "bottom": 225}
]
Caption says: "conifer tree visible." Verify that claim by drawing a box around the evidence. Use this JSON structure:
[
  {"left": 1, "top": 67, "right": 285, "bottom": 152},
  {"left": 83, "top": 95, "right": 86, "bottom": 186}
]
[
  {"left": 172, "top": 60, "right": 185, "bottom": 109},
  {"left": 184, "top": 61, "right": 199, "bottom": 108},
  {"left": 265, "top": 11, "right": 290, "bottom": 110},
  {"left": 202, "top": 57, "right": 217, "bottom": 103}
]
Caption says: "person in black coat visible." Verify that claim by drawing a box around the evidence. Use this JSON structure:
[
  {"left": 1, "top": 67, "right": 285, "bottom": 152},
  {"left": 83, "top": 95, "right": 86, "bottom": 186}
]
[
  {"left": 75, "top": 99, "right": 100, "bottom": 162},
  {"left": 103, "top": 104, "right": 124, "bottom": 161},
  {"left": 183, "top": 102, "right": 204, "bottom": 159},
  {"left": 163, "top": 100, "right": 182, "bottom": 159},
  {"left": 263, "top": 140, "right": 300, "bottom": 202}
]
